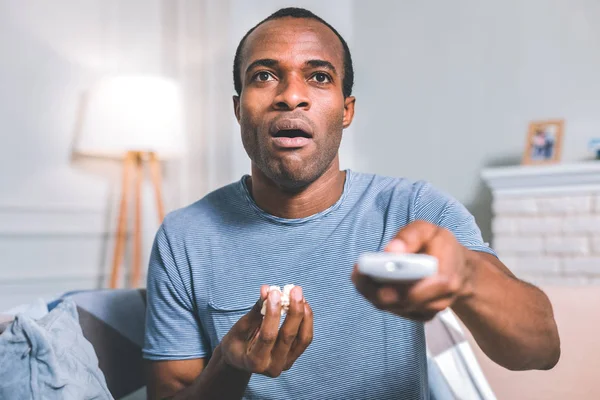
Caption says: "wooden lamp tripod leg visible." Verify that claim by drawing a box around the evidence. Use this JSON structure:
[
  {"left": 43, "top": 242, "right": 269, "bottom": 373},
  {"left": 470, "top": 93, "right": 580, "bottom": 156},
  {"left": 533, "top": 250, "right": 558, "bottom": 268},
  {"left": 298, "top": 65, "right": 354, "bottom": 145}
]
[
  {"left": 114, "top": 151, "right": 164, "bottom": 289},
  {"left": 110, "top": 152, "right": 134, "bottom": 289},
  {"left": 129, "top": 151, "right": 164, "bottom": 289},
  {"left": 148, "top": 152, "right": 165, "bottom": 222},
  {"left": 131, "top": 152, "right": 144, "bottom": 288}
]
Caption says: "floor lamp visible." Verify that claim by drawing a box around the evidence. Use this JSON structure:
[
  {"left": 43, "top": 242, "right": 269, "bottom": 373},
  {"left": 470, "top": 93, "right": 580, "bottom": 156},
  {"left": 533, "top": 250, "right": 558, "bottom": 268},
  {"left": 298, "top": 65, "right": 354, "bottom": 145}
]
[{"left": 74, "top": 76, "right": 184, "bottom": 289}]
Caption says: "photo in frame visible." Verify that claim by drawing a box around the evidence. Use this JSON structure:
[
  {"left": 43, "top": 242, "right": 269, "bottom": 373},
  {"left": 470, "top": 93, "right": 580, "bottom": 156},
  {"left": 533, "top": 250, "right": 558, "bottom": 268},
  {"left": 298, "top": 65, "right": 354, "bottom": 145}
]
[{"left": 522, "top": 119, "right": 564, "bottom": 165}]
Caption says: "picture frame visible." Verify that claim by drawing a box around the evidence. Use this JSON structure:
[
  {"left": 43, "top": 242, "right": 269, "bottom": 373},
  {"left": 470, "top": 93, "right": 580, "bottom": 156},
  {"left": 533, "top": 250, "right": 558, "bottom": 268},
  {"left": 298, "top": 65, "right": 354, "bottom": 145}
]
[{"left": 522, "top": 119, "right": 564, "bottom": 165}]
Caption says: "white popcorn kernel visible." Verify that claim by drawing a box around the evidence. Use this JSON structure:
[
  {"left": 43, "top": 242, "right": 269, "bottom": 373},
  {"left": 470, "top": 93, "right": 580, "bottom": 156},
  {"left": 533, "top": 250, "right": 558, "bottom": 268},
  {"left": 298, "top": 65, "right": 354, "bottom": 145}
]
[
  {"left": 282, "top": 284, "right": 295, "bottom": 296},
  {"left": 260, "top": 284, "right": 295, "bottom": 316},
  {"left": 281, "top": 284, "right": 294, "bottom": 311},
  {"left": 269, "top": 285, "right": 282, "bottom": 293}
]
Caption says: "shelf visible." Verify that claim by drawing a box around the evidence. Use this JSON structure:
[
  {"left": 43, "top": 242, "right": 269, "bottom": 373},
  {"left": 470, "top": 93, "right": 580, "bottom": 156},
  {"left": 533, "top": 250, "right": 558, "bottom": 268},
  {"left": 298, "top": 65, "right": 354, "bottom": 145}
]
[{"left": 481, "top": 161, "right": 600, "bottom": 195}]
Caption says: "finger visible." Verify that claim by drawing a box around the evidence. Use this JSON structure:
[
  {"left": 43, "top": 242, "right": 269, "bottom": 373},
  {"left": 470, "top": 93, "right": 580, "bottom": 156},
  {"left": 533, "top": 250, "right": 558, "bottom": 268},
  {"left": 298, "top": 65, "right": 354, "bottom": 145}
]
[
  {"left": 385, "top": 291, "right": 455, "bottom": 315},
  {"left": 375, "top": 274, "right": 456, "bottom": 308},
  {"left": 269, "top": 286, "right": 305, "bottom": 372},
  {"left": 249, "top": 289, "right": 281, "bottom": 358},
  {"left": 353, "top": 264, "right": 452, "bottom": 313},
  {"left": 422, "top": 296, "right": 454, "bottom": 314},
  {"left": 374, "top": 284, "right": 411, "bottom": 307},
  {"left": 260, "top": 284, "right": 270, "bottom": 300},
  {"left": 283, "top": 301, "right": 314, "bottom": 371},
  {"left": 386, "top": 220, "right": 440, "bottom": 254},
  {"left": 405, "top": 275, "right": 458, "bottom": 305},
  {"left": 375, "top": 275, "right": 448, "bottom": 305},
  {"left": 243, "top": 297, "right": 267, "bottom": 342},
  {"left": 237, "top": 286, "right": 270, "bottom": 333},
  {"left": 421, "top": 229, "right": 459, "bottom": 270},
  {"left": 353, "top": 265, "right": 420, "bottom": 311},
  {"left": 351, "top": 265, "right": 382, "bottom": 304}
]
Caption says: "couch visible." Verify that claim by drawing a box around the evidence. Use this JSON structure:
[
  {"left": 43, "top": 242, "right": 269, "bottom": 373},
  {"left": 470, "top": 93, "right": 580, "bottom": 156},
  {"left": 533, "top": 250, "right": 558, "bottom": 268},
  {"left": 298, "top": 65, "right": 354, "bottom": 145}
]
[{"left": 2, "top": 289, "right": 496, "bottom": 400}]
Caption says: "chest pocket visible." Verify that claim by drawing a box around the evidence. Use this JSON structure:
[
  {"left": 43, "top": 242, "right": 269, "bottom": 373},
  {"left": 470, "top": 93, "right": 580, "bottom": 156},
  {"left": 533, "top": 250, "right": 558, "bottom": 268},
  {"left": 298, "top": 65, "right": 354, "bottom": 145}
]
[{"left": 204, "top": 286, "right": 257, "bottom": 348}]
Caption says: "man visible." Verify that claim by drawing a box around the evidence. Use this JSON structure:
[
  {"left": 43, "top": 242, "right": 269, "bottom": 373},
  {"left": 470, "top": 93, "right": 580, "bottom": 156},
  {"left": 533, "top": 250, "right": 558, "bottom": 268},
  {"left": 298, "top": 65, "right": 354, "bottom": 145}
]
[{"left": 143, "top": 7, "right": 560, "bottom": 400}]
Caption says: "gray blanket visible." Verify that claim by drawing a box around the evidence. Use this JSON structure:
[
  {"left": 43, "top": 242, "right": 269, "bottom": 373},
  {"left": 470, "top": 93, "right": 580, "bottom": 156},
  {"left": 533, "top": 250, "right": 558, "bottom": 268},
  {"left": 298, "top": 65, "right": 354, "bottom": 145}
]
[{"left": 0, "top": 299, "right": 113, "bottom": 400}]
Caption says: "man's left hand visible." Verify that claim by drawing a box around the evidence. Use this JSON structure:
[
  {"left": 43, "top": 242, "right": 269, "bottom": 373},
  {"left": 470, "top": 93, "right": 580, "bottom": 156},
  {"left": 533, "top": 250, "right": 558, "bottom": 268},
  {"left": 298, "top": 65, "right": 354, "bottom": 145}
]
[{"left": 351, "top": 220, "right": 473, "bottom": 321}]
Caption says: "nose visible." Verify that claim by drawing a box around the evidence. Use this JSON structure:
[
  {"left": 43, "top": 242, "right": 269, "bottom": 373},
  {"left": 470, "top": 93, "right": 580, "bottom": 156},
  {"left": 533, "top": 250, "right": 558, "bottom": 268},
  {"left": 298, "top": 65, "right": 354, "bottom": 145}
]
[{"left": 272, "top": 74, "right": 311, "bottom": 111}]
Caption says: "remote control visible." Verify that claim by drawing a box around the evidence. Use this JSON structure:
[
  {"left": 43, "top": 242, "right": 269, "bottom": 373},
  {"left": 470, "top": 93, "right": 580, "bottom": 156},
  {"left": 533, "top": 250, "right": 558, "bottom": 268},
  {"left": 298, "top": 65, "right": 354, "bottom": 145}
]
[{"left": 357, "top": 252, "right": 438, "bottom": 283}]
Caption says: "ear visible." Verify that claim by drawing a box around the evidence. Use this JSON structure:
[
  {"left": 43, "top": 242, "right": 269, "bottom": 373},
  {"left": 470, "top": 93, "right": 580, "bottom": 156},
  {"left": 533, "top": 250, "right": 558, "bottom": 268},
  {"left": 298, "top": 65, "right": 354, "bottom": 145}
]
[
  {"left": 233, "top": 95, "right": 241, "bottom": 123},
  {"left": 342, "top": 96, "right": 356, "bottom": 129}
]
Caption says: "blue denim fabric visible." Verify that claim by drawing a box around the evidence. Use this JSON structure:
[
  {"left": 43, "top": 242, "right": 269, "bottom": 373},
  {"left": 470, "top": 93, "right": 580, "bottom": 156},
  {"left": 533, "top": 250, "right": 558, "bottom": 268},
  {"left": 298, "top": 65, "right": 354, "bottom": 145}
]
[{"left": 0, "top": 299, "right": 113, "bottom": 399}]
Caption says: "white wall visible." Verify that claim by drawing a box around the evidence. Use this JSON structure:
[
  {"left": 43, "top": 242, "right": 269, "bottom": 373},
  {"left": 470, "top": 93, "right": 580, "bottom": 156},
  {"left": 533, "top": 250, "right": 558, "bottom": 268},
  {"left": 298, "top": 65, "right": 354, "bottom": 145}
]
[
  {"left": 351, "top": 0, "right": 600, "bottom": 241},
  {"left": 0, "top": 0, "right": 183, "bottom": 309}
]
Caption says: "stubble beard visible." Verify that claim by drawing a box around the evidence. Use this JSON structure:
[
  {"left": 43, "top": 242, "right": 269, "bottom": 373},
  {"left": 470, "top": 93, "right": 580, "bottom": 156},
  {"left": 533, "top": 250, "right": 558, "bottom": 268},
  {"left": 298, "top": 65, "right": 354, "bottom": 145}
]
[{"left": 241, "top": 127, "right": 342, "bottom": 192}]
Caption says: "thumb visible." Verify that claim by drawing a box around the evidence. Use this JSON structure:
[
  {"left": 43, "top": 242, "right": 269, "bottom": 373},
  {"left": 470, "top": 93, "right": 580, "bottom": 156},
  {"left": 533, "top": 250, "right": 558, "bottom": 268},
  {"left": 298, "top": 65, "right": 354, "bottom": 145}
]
[
  {"left": 388, "top": 220, "right": 438, "bottom": 253},
  {"left": 239, "top": 296, "right": 266, "bottom": 342},
  {"left": 238, "top": 287, "right": 269, "bottom": 332}
]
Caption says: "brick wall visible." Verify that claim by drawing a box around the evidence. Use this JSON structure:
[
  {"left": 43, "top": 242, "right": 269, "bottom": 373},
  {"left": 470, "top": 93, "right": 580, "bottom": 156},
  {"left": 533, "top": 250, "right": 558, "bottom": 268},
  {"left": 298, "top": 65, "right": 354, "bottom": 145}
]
[
  {"left": 491, "top": 193, "right": 600, "bottom": 283},
  {"left": 482, "top": 162, "right": 600, "bottom": 285}
]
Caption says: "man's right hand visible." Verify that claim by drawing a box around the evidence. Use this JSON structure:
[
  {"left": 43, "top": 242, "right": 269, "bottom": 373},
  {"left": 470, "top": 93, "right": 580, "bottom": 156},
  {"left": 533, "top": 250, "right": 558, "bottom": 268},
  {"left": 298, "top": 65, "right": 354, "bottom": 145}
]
[{"left": 218, "top": 285, "right": 313, "bottom": 378}]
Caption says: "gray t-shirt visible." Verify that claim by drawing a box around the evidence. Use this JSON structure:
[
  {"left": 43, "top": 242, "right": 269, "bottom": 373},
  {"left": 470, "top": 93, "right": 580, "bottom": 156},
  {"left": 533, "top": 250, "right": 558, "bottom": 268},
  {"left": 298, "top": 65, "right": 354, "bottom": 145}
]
[{"left": 143, "top": 170, "right": 495, "bottom": 400}]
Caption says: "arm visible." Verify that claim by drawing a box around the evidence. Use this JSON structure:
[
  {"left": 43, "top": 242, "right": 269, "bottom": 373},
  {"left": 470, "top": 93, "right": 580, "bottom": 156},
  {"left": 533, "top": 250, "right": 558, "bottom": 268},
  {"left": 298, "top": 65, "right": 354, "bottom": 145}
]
[
  {"left": 146, "top": 359, "right": 206, "bottom": 399},
  {"left": 413, "top": 182, "right": 559, "bottom": 369},
  {"left": 352, "top": 182, "right": 560, "bottom": 371},
  {"left": 146, "top": 353, "right": 251, "bottom": 400},
  {"left": 452, "top": 250, "right": 560, "bottom": 370},
  {"left": 352, "top": 224, "right": 560, "bottom": 371}
]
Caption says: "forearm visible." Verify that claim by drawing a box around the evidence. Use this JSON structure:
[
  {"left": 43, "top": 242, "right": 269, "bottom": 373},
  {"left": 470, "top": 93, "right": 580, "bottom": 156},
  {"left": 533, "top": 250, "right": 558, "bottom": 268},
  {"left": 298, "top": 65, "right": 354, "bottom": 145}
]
[
  {"left": 452, "top": 250, "right": 560, "bottom": 371},
  {"left": 173, "top": 346, "right": 252, "bottom": 400}
]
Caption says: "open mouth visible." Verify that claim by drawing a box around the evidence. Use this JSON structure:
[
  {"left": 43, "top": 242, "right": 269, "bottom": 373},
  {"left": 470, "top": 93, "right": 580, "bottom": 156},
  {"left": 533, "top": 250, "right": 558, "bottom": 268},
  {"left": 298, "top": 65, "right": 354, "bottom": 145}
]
[
  {"left": 269, "top": 118, "right": 314, "bottom": 148},
  {"left": 273, "top": 129, "right": 312, "bottom": 139}
]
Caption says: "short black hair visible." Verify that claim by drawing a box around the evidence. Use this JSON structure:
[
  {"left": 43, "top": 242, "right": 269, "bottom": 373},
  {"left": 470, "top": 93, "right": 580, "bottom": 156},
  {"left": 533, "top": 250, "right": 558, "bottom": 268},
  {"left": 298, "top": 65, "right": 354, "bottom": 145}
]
[{"left": 233, "top": 7, "right": 354, "bottom": 98}]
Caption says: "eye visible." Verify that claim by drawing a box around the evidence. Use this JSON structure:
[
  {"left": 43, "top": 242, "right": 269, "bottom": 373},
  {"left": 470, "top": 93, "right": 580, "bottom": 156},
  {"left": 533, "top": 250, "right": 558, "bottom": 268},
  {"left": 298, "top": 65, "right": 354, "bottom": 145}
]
[
  {"left": 310, "top": 72, "right": 331, "bottom": 84},
  {"left": 253, "top": 71, "right": 275, "bottom": 82}
]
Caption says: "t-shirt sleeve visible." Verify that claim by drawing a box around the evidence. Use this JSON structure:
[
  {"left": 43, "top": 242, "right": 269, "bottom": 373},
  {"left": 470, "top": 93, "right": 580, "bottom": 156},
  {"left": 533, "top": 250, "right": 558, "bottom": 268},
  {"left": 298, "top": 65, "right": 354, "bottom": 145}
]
[
  {"left": 410, "top": 181, "right": 497, "bottom": 257},
  {"left": 143, "top": 224, "right": 208, "bottom": 360}
]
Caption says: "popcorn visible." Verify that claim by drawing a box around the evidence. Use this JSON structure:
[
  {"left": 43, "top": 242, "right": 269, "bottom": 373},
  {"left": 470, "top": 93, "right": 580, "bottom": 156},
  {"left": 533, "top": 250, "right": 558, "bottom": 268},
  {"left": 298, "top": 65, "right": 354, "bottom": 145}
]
[{"left": 261, "top": 284, "right": 295, "bottom": 316}]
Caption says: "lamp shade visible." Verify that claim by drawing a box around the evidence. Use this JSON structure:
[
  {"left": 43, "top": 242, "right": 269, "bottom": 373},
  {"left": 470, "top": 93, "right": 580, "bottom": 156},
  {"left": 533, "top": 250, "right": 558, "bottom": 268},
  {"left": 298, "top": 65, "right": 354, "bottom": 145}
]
[{"left": 76, "top": 76, "right": 185, "bottom": 159}]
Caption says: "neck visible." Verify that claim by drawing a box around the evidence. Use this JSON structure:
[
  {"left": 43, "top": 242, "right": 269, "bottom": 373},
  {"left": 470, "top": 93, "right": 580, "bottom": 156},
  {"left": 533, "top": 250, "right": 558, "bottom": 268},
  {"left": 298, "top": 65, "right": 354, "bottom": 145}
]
[{"left": 247, "top": 161, "right": 346, "bottom": 219}]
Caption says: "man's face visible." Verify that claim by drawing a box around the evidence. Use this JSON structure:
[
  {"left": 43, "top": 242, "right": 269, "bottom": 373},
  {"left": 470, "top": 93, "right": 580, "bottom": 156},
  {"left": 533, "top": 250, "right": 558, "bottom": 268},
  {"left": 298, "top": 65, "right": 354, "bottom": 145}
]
[{"left": 234, "top": 17, "right": 355, "bottom": 189}]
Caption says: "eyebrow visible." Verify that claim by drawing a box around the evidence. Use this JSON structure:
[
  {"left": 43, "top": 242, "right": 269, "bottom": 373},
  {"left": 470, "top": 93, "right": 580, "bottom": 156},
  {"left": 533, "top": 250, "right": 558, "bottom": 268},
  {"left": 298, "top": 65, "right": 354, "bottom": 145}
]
[
  {"left": 245, "top": 58, "right": 278, "bottom": 76},
  {"left": 245, "top": 58, "right": 338, "bottom": 76},
  {"left": 305, "top": 59, "right": 338, "bottom": 76}
]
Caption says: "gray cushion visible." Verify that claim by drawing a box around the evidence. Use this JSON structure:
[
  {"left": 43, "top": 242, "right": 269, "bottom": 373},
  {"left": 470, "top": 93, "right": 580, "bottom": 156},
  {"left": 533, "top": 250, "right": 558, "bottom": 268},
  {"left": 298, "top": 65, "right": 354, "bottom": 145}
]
[{"left": 0, "top": 299, "right": 113, "bottom": 399}]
